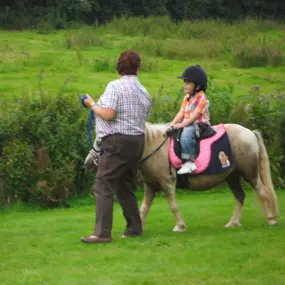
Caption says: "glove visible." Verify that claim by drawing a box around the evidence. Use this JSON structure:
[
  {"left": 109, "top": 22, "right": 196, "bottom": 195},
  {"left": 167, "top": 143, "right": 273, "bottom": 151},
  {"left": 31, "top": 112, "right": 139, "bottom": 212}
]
[{"left": 164, "top": 127, "right": 174, "bottom": 137}]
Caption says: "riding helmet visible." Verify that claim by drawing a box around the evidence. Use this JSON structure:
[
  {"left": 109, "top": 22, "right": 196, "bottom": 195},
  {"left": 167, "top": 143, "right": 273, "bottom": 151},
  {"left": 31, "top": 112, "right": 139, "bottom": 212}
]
[{"left": 177, "top": 65, "right": 208, "bottom": 91}]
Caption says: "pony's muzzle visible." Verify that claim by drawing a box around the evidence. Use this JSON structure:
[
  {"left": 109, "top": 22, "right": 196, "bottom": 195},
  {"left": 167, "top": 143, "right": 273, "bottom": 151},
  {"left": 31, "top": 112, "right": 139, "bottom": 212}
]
[{"left": 84, "top": 150, "right": 99, "bottom": 172}]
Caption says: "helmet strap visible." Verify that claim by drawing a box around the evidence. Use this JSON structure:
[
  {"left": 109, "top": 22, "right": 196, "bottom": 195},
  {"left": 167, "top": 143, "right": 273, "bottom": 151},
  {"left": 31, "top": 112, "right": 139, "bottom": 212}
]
[{"left": 187, "top": 83, "right": 199, "bottom": 101}]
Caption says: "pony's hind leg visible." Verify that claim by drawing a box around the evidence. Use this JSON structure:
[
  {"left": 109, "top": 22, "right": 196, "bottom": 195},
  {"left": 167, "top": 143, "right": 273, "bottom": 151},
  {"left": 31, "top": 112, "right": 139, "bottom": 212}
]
[
  {"left": 162, "top": 181, "right": 186, "bottom": 232},
  {"left": 225, "top": 172, "right": 245, "bottom": 228},
  {"left": 140, "top": 183, "right": 156, "bottom": 228},
  {"left": 252, "top": 175, "right": 277, "bottom": 225}
]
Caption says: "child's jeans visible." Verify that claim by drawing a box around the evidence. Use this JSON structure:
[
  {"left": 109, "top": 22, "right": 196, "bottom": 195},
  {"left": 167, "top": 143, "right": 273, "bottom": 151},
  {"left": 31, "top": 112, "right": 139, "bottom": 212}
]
[{"left": 180, "top": 125, "right": 196, "bottom": 161}]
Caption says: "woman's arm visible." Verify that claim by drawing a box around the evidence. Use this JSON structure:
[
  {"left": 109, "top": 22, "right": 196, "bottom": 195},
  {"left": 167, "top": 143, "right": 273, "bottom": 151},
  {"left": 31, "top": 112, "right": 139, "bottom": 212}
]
[
  {"left": 83, "top": 94, "right": 116, "bottom": 121},
  {"left": 92, "top": 104, "right": 116, "bottom": 121}
]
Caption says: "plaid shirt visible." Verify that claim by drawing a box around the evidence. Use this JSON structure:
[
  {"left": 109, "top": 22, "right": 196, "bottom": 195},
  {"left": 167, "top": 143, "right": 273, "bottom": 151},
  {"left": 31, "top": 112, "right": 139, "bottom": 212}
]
[{"left": 96, "top": 75, "right": 151, "bottom": 138}]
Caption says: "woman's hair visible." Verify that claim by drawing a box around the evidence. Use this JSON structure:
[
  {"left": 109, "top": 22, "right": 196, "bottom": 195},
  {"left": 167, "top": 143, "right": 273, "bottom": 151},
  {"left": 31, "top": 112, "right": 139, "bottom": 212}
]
[{"left": 116, "top": 51, "right": 141, "bottom": 75}]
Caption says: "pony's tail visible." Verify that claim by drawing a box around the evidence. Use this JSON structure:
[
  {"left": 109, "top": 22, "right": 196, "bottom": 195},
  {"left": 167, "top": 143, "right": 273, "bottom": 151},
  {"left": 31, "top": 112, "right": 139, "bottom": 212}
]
[{"left": 253, "top": 130, "right": 279, "bottom": 218}]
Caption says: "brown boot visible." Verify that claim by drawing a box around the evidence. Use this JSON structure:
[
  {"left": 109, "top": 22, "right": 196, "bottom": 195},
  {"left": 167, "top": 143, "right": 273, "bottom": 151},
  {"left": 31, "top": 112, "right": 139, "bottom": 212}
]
[{"left": 80, "top": 235, "right": 112, "bottom": 243}]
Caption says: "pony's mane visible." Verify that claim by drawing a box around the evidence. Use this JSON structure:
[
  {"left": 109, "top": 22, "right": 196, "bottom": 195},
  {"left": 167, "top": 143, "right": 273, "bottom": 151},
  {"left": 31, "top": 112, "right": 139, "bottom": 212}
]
[{"left": 145, "top": 122, "right": 170, "bottom": 142}]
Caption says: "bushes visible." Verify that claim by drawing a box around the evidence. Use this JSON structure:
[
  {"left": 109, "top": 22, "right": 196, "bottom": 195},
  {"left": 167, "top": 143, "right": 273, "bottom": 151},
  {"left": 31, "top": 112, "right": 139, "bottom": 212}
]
[
  {"left": 127, "top": 38, "right": 222, "bottom": 60},
  {"left": 0, "top": 82, "right": 284, "bottom": 208},
  {"left": 103, "top": 17, "right": 285, "bottom": 41},
  {"left": 233, "top": 43, "right": 285, "bottom": 68},
  {"left": 64, "top": 30, "right": 105, "bottom": 49},
  {"left": 104, "top": 17, "right": 285, "bottom": 63},
  {"left": 1, "top": 1, "right": 285, "bottom": 30},
  {"left": 92, "top": 58, "right": 116, "bottom": 72},
  {"left": 0, "top": 92, "right": 93, "bottom": 207},
  {"left": 147, "top": 84, "right": 183, "bottom": 123}
]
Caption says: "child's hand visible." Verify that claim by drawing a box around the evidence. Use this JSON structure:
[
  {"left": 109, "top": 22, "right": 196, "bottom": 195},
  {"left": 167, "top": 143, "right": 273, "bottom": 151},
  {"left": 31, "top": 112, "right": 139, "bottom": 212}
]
[
  {"left": 83, "top": 94, "right": 95, "bottom": 108},
  {"left": 173, "top": 123, "right": 183, "bottom": 129},
  {"left": 164, "top": 127, "right": 174, "bottom": 137}
]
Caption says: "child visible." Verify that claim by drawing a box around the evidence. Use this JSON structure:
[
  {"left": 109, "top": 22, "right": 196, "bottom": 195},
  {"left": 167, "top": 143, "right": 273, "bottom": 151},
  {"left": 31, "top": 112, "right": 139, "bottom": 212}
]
[{"left": 171, "top": 65, "right": 210, "bottom": 175}]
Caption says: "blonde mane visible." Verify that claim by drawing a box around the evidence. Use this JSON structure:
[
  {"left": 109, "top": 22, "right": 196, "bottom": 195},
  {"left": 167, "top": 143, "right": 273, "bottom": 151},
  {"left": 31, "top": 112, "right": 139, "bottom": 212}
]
[{"left": 145, "top": 122, "right": 170, "bottom": 143}]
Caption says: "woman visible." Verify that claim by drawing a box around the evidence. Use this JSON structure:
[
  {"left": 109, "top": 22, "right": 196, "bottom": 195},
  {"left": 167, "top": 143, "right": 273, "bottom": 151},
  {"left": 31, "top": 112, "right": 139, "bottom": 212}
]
[{"left": 81, "top": 51, "right": 151, "bottom": 243}]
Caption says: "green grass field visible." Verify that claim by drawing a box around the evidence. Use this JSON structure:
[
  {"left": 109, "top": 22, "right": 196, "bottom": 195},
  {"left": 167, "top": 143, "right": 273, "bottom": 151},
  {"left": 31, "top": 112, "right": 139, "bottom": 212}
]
[
  {"left": 1, "top": 190, "right": 285, "bottom": 285},
  {"left": 0, "top": 21, "right": 285, "bottom": 102},
  {"left": 1, "top": 19, "right": 285, "bottom": 285}
]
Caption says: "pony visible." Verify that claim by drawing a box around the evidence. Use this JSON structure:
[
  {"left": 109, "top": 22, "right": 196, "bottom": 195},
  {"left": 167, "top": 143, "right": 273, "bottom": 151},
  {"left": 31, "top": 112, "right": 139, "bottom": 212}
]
[{"left": 85, "top": 123, "right": 278, "bottom": 232}]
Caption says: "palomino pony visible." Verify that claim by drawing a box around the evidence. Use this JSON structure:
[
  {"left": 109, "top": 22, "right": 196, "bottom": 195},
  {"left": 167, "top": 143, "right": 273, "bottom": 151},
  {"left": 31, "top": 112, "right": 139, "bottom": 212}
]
[{"left": 85, "top": 123, "right": 278, "bottom": 232}]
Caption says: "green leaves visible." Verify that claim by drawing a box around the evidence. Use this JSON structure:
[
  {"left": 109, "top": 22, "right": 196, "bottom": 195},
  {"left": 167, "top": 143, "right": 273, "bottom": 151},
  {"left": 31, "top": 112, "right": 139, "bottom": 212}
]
[
  {"left": 1, "top": 1, "right": 285, "bottom": 29},
  {"left": 0, "top": 91, "right": 92, "bottom": 207}
]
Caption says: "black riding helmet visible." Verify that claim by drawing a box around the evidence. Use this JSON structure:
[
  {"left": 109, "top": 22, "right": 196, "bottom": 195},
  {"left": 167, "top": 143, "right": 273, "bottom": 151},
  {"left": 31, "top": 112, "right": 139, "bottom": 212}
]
[{"left": 177, "top": 65, "right": 208, "bottom": 91}]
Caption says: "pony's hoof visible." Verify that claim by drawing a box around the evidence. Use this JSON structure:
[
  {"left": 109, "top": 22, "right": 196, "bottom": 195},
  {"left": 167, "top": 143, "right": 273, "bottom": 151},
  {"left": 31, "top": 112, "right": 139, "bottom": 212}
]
[
  {"left": 225, "top": 221, "right": 242, "bottom": 228},
  {"left": 173, "top": 225, "right": 186, "bottom": 232},
  {"left": 268, "top": 219, "right": 278, "bottom": 226}
]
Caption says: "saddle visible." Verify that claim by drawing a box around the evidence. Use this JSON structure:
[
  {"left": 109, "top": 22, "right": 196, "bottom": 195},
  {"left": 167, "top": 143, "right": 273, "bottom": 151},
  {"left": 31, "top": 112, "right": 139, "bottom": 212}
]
[{"left": 169, "top": 123, "right": 233, "bottom": 176}]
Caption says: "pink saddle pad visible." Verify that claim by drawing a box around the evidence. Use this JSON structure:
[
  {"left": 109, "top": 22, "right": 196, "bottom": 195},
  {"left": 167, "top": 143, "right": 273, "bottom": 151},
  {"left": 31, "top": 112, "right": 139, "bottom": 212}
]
[{"left": 169, "top": 124, "right": 226, "bottom": 175}]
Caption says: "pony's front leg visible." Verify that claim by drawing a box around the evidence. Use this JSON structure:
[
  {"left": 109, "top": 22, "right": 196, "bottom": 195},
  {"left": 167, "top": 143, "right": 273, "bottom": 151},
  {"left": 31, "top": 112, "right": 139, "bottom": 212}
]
[
  {"left": 163, "top": 182, "right": 186, "bottom": 232},
  {"left": 140, "top": 183, "right": 156, "bottom": 228}
]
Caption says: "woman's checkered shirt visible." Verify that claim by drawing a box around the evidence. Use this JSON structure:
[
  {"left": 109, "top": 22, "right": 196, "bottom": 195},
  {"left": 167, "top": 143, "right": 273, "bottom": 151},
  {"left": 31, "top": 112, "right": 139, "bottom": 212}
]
[{"left": 96, "top": 75, "right": 151, "bottom": 138}]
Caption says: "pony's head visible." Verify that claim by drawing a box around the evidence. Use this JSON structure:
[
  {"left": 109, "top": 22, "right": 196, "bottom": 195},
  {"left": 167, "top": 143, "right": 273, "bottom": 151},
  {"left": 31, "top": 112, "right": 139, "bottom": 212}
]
[{"left": 84, "top": 138, "right": 103, "bottom": 172}]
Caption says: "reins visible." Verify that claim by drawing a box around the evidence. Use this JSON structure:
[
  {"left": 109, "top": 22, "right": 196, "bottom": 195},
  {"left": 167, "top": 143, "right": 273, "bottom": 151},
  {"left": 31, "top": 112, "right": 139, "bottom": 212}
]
[{"left": 140, "top": 135, "right": 170, "bottom": 164}]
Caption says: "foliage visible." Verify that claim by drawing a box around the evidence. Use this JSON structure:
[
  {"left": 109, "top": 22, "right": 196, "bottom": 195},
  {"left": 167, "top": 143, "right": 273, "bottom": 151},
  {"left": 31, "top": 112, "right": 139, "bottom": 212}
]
[
  {"left": 233, "top": 42, "right": 285, "bottom": 68},
  {"left": 64, "top": 30, "right": 105, "bottom": 49},
  {"left": 0, "top": 89, "right": 93, "bottom": 207},
  {"left": 103, "top": 17, "right": 285, "bottom": 65},
  {"left": 1, "top": 78, "right": 284, "bottom": 207},
  {"left": 1, "top": 1, "right": 285, "bottom": 29},
  {"left": 0, "top": 19, "right": 284, "bottom": 207}
]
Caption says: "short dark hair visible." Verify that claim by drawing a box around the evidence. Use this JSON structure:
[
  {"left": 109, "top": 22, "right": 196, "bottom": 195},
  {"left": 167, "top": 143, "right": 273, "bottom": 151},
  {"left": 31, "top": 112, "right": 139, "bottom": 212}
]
[{"left": 116, "top": 51, "right": 141, "bottom": 75}]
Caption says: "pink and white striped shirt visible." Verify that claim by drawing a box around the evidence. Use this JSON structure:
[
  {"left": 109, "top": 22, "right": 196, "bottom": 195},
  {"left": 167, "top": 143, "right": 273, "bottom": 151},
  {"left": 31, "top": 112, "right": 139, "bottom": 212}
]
[{"left": 96, "top": 75, "right": 151, "bottom": 138}]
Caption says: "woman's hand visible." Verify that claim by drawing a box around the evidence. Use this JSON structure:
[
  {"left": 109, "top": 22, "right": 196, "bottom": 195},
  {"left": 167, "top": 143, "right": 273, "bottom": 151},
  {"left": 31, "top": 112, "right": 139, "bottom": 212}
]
[{"left": 83, "top": 94, "right": 95, "bottom": 108}]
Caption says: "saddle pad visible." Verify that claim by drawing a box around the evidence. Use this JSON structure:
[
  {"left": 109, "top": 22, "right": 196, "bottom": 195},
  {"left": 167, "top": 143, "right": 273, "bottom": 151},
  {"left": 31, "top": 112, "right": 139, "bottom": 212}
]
[
  {"left": 169, "top": 124, "right": 226, "bottom": 174},
  {"left": 204, "top": 130, "right": 233, "bottom": 175}
]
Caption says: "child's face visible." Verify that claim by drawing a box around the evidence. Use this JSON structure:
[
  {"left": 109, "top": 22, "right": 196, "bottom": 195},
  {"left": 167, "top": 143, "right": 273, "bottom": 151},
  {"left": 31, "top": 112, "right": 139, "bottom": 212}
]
[{"left": 184, "top": 80, "right": 195, "bottom": 94}]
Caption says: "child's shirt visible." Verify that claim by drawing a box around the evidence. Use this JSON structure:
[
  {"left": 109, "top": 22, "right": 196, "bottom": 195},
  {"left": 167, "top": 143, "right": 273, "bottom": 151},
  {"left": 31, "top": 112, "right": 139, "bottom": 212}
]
[{"left": 181, "top": 91, "right": 210, "bottom": 124}]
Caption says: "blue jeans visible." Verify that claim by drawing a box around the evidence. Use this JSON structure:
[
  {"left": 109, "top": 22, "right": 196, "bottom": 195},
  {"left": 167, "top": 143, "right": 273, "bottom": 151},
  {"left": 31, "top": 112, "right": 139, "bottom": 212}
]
[{"left": 180, "top": 125, "right": 196, "bottom": 160}]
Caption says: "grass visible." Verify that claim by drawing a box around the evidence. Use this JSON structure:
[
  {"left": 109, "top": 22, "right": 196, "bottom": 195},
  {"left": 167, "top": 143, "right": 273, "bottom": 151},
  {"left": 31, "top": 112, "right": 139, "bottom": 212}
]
[
  {"left": 1, "top": 19, "right": 285, "bottom": 283},
  {"left": 0, "top": 20, "right": 285, "bottom": 102},
  {"left": 1, "top": 189, "right": 285, "bottom": 285}
]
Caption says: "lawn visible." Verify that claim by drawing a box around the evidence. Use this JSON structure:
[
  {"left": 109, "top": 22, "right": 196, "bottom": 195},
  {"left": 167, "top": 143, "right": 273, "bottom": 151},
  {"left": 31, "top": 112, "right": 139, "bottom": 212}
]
[
  {"left": 1, "top": 189, "right": 285, "bottom": 285},
  {"left": 1, "top": 19, "right": 285, "bottom": 285},
  {"left": 0, "top": 23, "right": 285, "bottom": 102}
]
